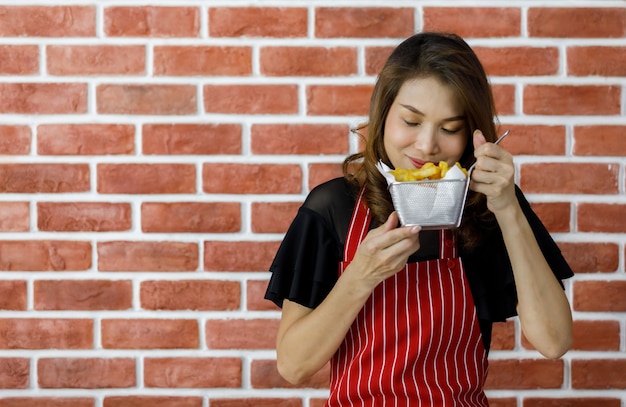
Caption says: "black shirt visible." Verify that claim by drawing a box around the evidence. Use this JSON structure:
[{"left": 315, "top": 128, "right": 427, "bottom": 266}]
[{"left": 265, "top": 177, "right": 574, "bottom": 352}]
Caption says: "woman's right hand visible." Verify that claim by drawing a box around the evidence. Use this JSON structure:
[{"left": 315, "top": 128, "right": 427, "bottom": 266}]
[
  {"left": 345, "top": 211, "right": 421, "bottom": 290},
  {"left": 275, "top": 211, "right": 421, "bottom": 384}
]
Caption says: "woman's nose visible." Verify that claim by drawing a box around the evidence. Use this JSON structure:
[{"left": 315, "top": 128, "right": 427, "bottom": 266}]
[{"left": 414, "top": 128, "right": 438, "bottom": 154}]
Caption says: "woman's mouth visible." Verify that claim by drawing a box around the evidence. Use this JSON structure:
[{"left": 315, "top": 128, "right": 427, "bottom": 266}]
[{"left": 408, "top": 157, "right": 429, "bottom": 168}]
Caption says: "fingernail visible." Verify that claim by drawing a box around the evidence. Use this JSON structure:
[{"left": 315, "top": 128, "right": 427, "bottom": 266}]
[{"left": 411, "top": 226, "right": 421, "bottom": 233}]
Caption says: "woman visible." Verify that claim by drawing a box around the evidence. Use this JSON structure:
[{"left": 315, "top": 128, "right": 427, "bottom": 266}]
[{"left": 265, "top": 32, "right": 573, "bottom": 406}]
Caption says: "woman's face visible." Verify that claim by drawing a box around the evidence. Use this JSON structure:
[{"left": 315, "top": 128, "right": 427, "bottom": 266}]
[{"left": 383, "top": 76, "right": 469, "bottom": 170}]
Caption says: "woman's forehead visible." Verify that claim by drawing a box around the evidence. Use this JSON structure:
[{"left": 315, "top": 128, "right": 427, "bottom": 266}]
[{"left": 394, "top": 77, "right": 465, "bottom": 118}]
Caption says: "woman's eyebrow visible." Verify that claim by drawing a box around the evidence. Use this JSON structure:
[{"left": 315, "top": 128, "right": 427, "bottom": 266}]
[{"left": 399, "top": 104, "right": 465, "bottom": 122}]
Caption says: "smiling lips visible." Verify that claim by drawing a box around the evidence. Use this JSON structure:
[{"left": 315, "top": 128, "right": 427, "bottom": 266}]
[{"left": 408, "top": 157, "right": 431, "bottom": 168}]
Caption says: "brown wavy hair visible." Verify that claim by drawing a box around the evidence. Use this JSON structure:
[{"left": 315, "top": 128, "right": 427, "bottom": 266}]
[{"left": 343, "top": 32, "right": 501, "bottom": 251}]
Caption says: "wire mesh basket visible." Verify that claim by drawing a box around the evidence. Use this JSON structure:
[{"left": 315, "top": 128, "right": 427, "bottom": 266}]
[{"left": 388, "top": 177, "right": 470, "bottom": 229}]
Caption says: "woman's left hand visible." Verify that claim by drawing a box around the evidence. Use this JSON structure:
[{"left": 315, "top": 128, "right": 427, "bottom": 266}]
[{"left": 469, "top": 129, "right": 516, "bottom": 213}]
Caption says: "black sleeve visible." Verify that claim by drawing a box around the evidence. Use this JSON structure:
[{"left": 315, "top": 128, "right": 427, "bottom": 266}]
[
  {"left": 264, "top": 206, "right": 343, "bottom": 309},
  {"left": 264, "top": 178, "right": 355, "bottom": 309},
  {"left": 463, "top": 186, "right": 574, "bottom": 323}
]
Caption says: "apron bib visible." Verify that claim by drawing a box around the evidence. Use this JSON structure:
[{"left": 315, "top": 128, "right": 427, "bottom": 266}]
[{"left": 326, "top": 190, "right": 489, "bottom": 406}]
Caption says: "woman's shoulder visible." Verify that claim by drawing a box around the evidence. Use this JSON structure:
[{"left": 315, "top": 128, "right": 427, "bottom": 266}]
[
  {"left": 303, "top": 177, "right": 358, "bottom": 213},
  {"left": 301, "top": 177, "right": 358, "bottom": 243}
]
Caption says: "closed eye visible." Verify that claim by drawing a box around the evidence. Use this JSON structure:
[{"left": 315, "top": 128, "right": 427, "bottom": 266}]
[{"left": 403, "top": 120, "right": 420, "bottom": 127}]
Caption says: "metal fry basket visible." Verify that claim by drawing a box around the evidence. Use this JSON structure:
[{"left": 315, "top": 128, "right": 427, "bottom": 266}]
[{"left": 388, "top": 177, "right": 470, "bottom": 229}]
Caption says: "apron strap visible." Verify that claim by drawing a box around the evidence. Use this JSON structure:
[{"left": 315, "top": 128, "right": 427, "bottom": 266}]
[
  {"left": 343, "top": 188, "right": 370, "bottom": 263},
  {"left": 440, "top": 228, "right": 457, "bottom": 259}
]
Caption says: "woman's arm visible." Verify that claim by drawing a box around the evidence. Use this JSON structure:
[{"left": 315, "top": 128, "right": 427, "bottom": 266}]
[
  {"left": 494, "top": 202, "right": 573, "bottom": 358},
  {"left": 471, "top": 130, "right": 573, "bottom": 359},
  {"left": 275, "top": 212, "right": 421, "bottom": 384}
]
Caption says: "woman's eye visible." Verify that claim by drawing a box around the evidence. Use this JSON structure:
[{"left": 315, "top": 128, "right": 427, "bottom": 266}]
[
  {"left": 442, "top": 128, "right": 461, "bottom": 134},
  {"left": 403, "top": 120, "right": 420, "bottom": 127}
]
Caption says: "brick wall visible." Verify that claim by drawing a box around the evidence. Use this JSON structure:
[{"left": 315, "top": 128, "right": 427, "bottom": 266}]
[{"left": 0, "top": 1, "right": 624, "bottom": 406}]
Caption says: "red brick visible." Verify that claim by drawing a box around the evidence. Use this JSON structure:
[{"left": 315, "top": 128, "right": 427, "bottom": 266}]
[
  {"left": 97, "top": 164, "right": 196, "bottom": 194},
  {"left": 0, "top": 240, "right": 92, "bottom": 271},
  {"left": 37, "top": 202, "right": 132, "bottom": 232},
  {"left": 210, "top": 399, "right": 302, "bottom": 407},
  {"left": 570, "top": 320, "right": 621, "bottom": 351},
  {"left": 0, "top": 202, "right": 29, "bottom": 232},
  {"left": 315, "top": 7, "right": 414, "bottom": 38},
  {"left": 154, "top": 46, "right": 252, "bottom": 76},
  {"left": 141, "top": 202, "right": 240, "bottom": 233},
  {"left": 102, "top": 319, "right": 199, "bottom": 349},
  {"left": 571, "top": 359, "right": 626, "bottom": 389},
  {"left": 475, "top": 46, "right": 559, "bottom": 76},
  {"left": 559, "top": 242, "right": 619, "bottom": 273},
  {"left": 423, "top": 7, "right": 521, "bottom": 37},
  {"left": 38, "top": 124, "right": 135, "bottom": 155},
  {"left": 528, "top": 8, "right": 626, "bottom": 38},
  {"left": 0, "top": 83, "right": 87, "bottom": 114},
  {"left": 251, "top": 359, "right": 330, "bottom": 389},
  {"left": 573, "top": 281, "right": 626, "bottom": 312},
  {"left": 490, "top": 320, "right": 515, "bottom": 351},
  {"left": 204, "top": 241, "right": 280, "bottom": 272},
  {"left": 0, "top": 45, "right": 38, "bottom": 74},
  {"left": 485, "top": 359, "right": 564, "bottom": 389},
  {"left": 140, "top": 280, "right": 240, "bottom": 311},
  {"left": 489, "top": 399, "right": 517, "bottom": 407},
  {"left": 492, "top": 84, "right": 516, "bottom": 116},
  {"left": 524, "top": 398, "right": 621, "bottom": 407},
  {"left": 0, "top": 398, "right": 95, "bottom": 407},
  {"left": 0, "top": 6, "right": 95, "bottom": 37},
  {"left": 144, "top": 357, "right": 241, "bottom": 388},
  {"left": 520, "top": 163, "right": 618, "bottom": 195},
  {"left": 251, "top": 124, "right": 350, "bottom": 155},
  {"left": 524, "top": 85, "right": 621, "bottom": 115},
  {"left": 0, "top": 164, "right": 90, "bottom": 193},
  {"left": 308, "top": 163, "right": 344, "bottom": 191},
  {"left": 260, "top": 47, "right": 357, "bottom": 76},
  {"left": 34, "top": 280, "right": 132, "bottom": 311},
  {"left": 307, "top": 85, "right": 372, "bottom": 116},
  {"left": 0, "top": 281, "right": 26, "bottom": 310},
  {"left": 246, "top": 280, "right": 279, "bottom": 311},
  {"left": 97, "top": 84, "right": 197, "bottom": 115},
  {"left": 497, "top": 125, "right": 566, "bottom": 156},
  {"left": 251, "top": 202, "right": 300, "bottom": 234},
  {"left": 529, "top": 202, "right": 570, "bottom": 233},
  {"left": 104, "top": 7, "right": 199, "bottom": 37},
  {"left": 0, "top": 126, "right": 30, "bottom": 155},
  {"left": 142, "top": 123, "right": 241, "bottom": 155},
  {"left": 47, "top": 45, "right": 145, "bottom": 75},
  {"left": 568, "top": 46, "right": 626, "bottom": 76},
  {"left": 202, "top": 163, "right": 302, "bottom": 194},
  {"left": 577, "top": 203, "right": 626, "bottom": 233},
  {"left": 209, "top": 7, "right": 308, "bottom": 38},
  {"left": 38, "top": 358, "right": 135, "bottom": 388},
  {"left": 573, "top": 125, "right": 626, "bottom": 156},
  {"left": 104, "top": 397, "right": 201, "bottom": 407},
  {"left": 203, "top": 85, "right": 298, "bottom": 114},
  {"left": 98, "top": 241, "right": 198, "bottom": 272},
  {"left": 206, "top": 319, "right": 279, "bottom": 349},
  {"left": 365, "top": 46, "right": 394, "bottom": 75},
  {"left": 0, "top": 358, "right": 29, "bottom": 389},
  {"left": 0, "top": 319, "right": 93, "bottom": 349}
]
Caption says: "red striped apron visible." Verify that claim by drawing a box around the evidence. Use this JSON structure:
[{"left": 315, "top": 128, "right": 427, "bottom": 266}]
[{"left": 326, "top": 191, "right": 489, "bottom": 406}]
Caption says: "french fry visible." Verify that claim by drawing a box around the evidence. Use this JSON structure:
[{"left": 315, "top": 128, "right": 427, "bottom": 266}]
[{"left": 388, "top": 161, "right": 467, "bottom": 182}]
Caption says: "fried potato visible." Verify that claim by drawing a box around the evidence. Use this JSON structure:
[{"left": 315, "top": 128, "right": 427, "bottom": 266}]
[{"left": 389, "top": 161, "right": 467, "bottom": 182}]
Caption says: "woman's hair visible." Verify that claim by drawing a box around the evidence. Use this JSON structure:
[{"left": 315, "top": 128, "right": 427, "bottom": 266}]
[{"left": 343, "top": 32, "right": 500, "bottom": 251}]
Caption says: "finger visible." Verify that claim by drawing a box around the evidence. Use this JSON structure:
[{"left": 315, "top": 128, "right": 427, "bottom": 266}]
[
  {"left": 384, "top": 211, "right": 399, "bottom": 231},
  {"left": 473, "top": 129, "right": 487, "bottom": 151}
]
